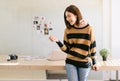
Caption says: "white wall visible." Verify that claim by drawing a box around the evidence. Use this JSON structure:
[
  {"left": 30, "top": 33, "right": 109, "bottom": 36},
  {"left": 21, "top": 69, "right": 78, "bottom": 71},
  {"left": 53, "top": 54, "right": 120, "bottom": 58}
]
[
  {"left": 0, "top": 0, "right": 103, "bottom": 57},
  {"left": 0, "top": 0, "right": 103, "bottom": 80},
  {"left": 111, "top": 0, "right": 120, "bottom": 80},
  {"left": 111, "top": 0, "right": 120, "bottom": 58}
]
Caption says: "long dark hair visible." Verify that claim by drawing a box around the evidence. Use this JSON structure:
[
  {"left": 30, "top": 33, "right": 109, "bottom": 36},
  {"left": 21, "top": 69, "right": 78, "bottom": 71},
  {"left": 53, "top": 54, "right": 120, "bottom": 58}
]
[{"left": 64, "top": 5, "right": 83, "bottom": 29}]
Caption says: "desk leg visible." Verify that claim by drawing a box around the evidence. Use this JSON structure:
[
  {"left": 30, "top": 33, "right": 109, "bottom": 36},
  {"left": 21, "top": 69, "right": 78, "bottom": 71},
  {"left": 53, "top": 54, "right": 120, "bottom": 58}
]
[{"left": 116, "top": 70, "right": 118, "bottom": 81}]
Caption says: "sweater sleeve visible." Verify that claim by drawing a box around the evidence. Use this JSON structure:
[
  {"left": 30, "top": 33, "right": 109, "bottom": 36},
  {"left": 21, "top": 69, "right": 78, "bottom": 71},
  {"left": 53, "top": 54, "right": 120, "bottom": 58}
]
[
  {"left": 56, "top": 29, "right": 87, "bottom": 59},
  {"left": 56, "top": 29, "right": 70, "bottom": 52},
  {"left": 90, "top": 27, "right": 97, "bottom": 65}
]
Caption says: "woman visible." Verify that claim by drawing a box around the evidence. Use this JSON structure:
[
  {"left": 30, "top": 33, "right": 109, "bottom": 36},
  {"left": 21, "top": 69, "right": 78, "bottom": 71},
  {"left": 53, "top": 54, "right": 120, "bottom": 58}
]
[{"left": 49, "top": 5, "right": 99, "bottom": 81}]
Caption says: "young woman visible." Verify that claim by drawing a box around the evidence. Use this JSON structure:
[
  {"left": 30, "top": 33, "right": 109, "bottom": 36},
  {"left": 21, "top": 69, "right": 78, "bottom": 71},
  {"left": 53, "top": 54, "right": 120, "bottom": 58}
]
[{"left": 49, "top": 5, "right": 99, "bottom": 81}]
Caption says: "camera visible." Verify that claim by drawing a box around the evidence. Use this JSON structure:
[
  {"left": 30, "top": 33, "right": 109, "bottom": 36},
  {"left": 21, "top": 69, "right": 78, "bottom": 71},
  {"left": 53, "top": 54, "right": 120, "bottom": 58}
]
[{"left": 7, "top": 54, "right": 18, "bottom": 61}]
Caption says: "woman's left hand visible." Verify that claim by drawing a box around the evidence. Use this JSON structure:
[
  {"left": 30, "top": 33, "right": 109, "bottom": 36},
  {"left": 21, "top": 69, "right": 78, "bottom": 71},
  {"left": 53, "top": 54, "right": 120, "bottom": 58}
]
[
  {"left": 91, "top": 64, "right": 99, "bottom": 71},
  {"left": 80, "top": 19, "right": 88, "bottom": 27}
]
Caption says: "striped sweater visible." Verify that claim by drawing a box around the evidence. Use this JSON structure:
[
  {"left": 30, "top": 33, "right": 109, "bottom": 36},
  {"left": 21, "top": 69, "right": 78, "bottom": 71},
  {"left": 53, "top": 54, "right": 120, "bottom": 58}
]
[{"left": 56, "top": 24, "right": 96, "bottom": 68}]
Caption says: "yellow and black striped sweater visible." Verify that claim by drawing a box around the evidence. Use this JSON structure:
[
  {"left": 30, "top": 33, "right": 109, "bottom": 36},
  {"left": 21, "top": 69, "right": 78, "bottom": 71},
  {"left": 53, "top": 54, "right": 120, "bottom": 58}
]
[{"left": 56, "top": 24, "right": 96, "bottom": 68}]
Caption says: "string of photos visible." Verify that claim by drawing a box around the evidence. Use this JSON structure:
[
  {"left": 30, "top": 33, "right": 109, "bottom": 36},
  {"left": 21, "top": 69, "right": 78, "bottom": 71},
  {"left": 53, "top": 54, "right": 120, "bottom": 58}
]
[{"left": 33, "top": 16, "right": 53, "bottom": 35}]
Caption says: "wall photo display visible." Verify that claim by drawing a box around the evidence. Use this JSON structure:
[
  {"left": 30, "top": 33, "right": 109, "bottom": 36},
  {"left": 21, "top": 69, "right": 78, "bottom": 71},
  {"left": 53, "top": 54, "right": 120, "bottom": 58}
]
[{"left": 33, "top": 16, "right": 53, "bottom": 35}]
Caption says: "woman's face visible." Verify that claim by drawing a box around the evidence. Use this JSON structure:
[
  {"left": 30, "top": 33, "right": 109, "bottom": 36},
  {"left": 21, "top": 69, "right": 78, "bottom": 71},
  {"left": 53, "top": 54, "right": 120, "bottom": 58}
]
[{"left": 65, "top": 11, "right": 77, "bottom": 25}]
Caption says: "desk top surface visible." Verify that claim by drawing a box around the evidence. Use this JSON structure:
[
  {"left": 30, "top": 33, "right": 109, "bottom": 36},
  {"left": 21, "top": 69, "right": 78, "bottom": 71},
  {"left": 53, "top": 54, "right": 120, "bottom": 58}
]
[
  {"left": 0, "top": 55, "right": 65, "bottom": 70},
  {"left": 0, "top": 55, "right": 120, "bottom": 70}
]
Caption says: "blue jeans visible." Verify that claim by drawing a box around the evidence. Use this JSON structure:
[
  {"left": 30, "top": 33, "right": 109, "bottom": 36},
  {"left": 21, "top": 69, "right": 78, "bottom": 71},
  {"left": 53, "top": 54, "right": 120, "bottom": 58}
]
[{"left": 66, "top": 63, "right": 91, "bottom": 81}]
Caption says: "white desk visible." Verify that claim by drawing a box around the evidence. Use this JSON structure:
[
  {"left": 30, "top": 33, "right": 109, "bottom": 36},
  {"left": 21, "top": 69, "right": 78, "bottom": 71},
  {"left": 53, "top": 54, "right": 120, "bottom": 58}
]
[
  {"left": 97, "top": 59, "right": 120, "bottom": 81},
  {"left": 0, "top": 55, "right": 65, "bottom": 70},
  {"left": 0, "top": 55, "right": 120, "bottom": 81}
]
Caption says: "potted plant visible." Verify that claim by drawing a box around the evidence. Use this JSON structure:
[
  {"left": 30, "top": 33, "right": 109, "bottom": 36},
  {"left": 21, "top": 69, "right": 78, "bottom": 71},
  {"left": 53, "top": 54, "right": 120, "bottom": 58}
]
[{"left": 99, "top": 48, "right": 110, "bottom": 61}]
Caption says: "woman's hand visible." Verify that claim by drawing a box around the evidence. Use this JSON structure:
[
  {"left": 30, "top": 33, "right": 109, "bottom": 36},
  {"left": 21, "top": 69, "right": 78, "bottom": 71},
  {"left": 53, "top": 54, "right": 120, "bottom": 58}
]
[
  {"left": 49, "top": 35, "right": 59, "bottom": 42},
  {"left": 91, "top": 64, "right": 99, "bottom": 71},
  {"left": 80, "top": 19, "right": 88, "bottom": 27}
]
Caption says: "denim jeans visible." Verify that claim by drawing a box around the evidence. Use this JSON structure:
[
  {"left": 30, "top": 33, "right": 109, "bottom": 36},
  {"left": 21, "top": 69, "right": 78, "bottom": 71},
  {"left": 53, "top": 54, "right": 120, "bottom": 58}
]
[{"left": 66, "top": 63, "right": 91, "bottom": 81}]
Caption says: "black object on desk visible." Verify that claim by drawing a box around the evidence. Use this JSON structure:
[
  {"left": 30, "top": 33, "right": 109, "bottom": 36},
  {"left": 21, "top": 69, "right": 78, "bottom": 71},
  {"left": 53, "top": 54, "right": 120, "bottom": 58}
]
[{"left": 7, "top": 54, "right": 18, "bottom": 61}]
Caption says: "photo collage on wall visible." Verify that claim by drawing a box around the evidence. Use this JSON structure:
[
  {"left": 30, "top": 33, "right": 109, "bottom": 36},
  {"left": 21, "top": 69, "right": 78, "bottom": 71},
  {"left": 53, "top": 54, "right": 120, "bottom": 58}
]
[{"left": 33, "top": 16, "right": 53, "bottom": 35}]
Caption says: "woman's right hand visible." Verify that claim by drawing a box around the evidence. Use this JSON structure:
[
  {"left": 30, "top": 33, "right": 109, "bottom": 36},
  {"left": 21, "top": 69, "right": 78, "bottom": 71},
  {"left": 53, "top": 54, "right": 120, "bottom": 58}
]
[{"left": 49, "top": 35, "right": 59, "bottom": 42}]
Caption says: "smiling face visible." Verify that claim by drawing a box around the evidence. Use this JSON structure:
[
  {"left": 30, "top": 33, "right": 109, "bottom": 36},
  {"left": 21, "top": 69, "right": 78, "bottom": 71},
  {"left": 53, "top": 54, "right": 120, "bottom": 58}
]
[
  {"left": 64, "top": 5, "right": 83, "bottom": 29},
  {"left": 65, "top": 11, "right": 77, "bottom": 26}
]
